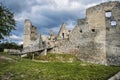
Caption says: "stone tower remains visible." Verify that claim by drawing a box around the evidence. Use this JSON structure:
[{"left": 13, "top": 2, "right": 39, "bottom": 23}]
[
  {"left": 23, "top": 1, "right": 120, "bottom": 66},
  {"left": 23, "top": 19, "right": 32, "bottom": 48},
  {"left": 23, "top": 19, "right": 39, "bottom": 48}
]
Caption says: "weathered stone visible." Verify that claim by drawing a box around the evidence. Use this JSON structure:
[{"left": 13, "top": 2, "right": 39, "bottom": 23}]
[
  {"left": 23, "top": 19, "right": 39, "bottom": 48},
  {"left": 23, "top": 1, "right": 120, "bottom": 66},
  {"left": 57, "top": 23, "right": 69, "bottom": 40},
  {"left": 108, "top": 72, "right": 120, "bottom": 80},
  {"left": 55, "top": 1, "right": 120, "bottom": 66}
]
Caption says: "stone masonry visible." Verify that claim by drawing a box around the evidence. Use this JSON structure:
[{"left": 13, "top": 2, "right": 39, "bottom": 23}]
[{"left": 23, "top": 1, "right": 120, "bottom": 66}]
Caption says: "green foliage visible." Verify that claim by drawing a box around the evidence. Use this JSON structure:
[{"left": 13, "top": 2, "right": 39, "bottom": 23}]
[
  {"left": 0, "top": 42, "right": 23, "bottom": 52},
  {"left": 0, "top": 3, "right": 15, "bottom": 39}
]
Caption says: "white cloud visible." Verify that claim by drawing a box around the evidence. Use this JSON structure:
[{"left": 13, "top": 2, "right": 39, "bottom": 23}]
[
  {"left": 50, "top": 20, "right": 76, "bottom": 35},
  {"left": 6, "top": 0, "right": 120, "bottom": 44},
  {"left": 66, "top": 20, "right": 76, "bottom": 30},
  {"left": 86, "top": 3, "right": 100, "bottom": 9},
  {"left": 50, "top": 26, "right": 60, "bottom": 35},
  {"left": 41, "top": 34, "right": 48, "bottom": 41},
  {"left": 18, "top": 41, "right": 23, "bottom": 45},
  {"left": 9, "top": 35, "right": 23, "bottom": 41},
  {"left": 15, "top": 11, "right": 28, "bottom": 22},
  {"left": 14, "top": 0, "right": 86, "bottom": 22}
]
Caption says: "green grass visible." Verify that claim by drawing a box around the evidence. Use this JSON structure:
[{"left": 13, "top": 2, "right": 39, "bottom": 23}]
[{"left": 0, "top": 53, "right": 120, "bottom": 80}]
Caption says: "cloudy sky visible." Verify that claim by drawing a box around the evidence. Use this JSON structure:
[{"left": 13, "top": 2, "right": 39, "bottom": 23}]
[{"left": 0, "top": 0, "right": 119, "bottom": 44}]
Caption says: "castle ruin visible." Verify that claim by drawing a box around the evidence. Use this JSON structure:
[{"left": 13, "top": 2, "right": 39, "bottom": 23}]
[{"left": 23, "top": 1, "right": 120, "bottom": 66}]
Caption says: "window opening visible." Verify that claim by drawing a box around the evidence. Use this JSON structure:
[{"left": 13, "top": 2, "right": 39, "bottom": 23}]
[
  {"left": 91, "top": 29, "right": 95, "bottom": 32},
  {"left": 110, "top": 21, "right": 117, "bottom": 26},
  {"left": 105, "top": 11, "right": 112, "bottom": 18},
  {"left": 80, "top": 30, "right": 82, "bottom": 33},
  {"left": 62, "top": 33, "right": 64, "bottom": 38}
]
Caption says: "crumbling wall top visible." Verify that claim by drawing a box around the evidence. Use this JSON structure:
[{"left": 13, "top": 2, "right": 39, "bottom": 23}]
[
  {"left": 25, "top": 19, "right": 31, "bottom": 23},
  {"left": 86, "top": 1, "right": 119, "bottom": 14},
  {"left": 77, "top": 19, "right": 86, "bottom": 26}
]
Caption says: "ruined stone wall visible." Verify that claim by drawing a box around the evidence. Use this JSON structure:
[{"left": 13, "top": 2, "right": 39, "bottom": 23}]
[
  {"left": 86, "top": 2, "right": 118, "bottom": 64},
  {"left": 23, "top": 1, "right": 120, "bottom": 66},
  {"left": 23, "top": 19, "right": 32, "bottom": 48},
  {"left": 106, "top": 4, "right": 120, "bottom": 66},
  {"left": 4, "top": 49, "right": 20, "bottom": 53},
  {"left": 54, "top": 5, "right": 108, "bottom": 64},
  {"left": 86, "top": 4, "right": 107, "bottom": 64},
  {"left": 82, "top": 1, "right": 120, "bottom": 65},
  {"left": 69, "top": 19, "right": 106, "bottom": 64},
  {"left": 53, "top": 1, "right": 120, "bottom": 65},
  {"left": 86, "top": 1, "right": 118, "bottom": 29},
  {"left": 23, "top": 19, "right": 39, "bottom": 48},
  {"left": 57, "top": 23, "right": 69, "bottom": 39},
  {"left": 30, "top": 26, "right": 37, "bottom": 41},
  {"left": 53, "top": 19, "right": 106, "bottom": 64}
]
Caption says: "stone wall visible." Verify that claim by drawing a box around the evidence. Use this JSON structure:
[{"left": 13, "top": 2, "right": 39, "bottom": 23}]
[
  {"left": 106, "top": 4, "right": 120, "bottom": 66},
  {"left": 58, "top": 19, "right": 107, "bottom": 64},
  {"left": 53, "top": 1, "right": 120, "bottom": 65},
  {"left": 57, "top": 23, "right": 69, "bottom": 39},
  {"left": 108, "top": 72, "right": 120, "bottom": 80},
  {"left": 23, "top": 19, "right": 40, "bottom": 48},
  {"left": 4, "top": 49, "right": 20, "bottom": 54},
  {"left": 54, "top": 13, "right": 107, "bottom": 64},
  {"left": 30, "top": 26, "right": 37, "bottom": 41},
  {"left": 23, "top": 1, "right": 120, "bottom": 66},
  {"left": 23, "top": 19, "right": 32, "bottom": 48}
]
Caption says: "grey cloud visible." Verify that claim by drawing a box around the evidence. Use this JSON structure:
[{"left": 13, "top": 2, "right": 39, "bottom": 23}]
[
  {"left": 1, "top": 0, "right": 117, "bottom": 43},
  {"left": 2, "top": 0, "right": 27, "bottom": 14}
]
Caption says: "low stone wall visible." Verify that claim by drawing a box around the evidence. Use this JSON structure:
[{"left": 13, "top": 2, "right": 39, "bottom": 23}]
[
  {"left": 107, "top": 55, "right": 120, "bottom": 66},
  {"left": 4, "top": 49, "right": 20, "bottom": 54},
  {"left": 108, "top": 72, "right": 120, "bottom": 80}
]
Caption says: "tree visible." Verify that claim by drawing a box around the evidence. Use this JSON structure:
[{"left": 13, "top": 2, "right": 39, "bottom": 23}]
[
  {"left": 0, "top": 3, "right": 15, "bottom": 39},
  {"left": 0, "top": 42, "right": 23, "bottom": 52}
]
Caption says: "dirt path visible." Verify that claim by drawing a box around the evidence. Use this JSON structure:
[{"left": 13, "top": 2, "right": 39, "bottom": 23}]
[{"left": 0, "top": 56, "right": 13, "bottom": 61}]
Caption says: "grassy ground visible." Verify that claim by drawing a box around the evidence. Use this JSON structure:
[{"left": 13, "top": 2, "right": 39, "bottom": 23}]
[
  {"left": 0, "top": 52, "right": 120, "bottom": 80},
  {"left": 34, "top": 53, "right": 77, "bottom": 62}
]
